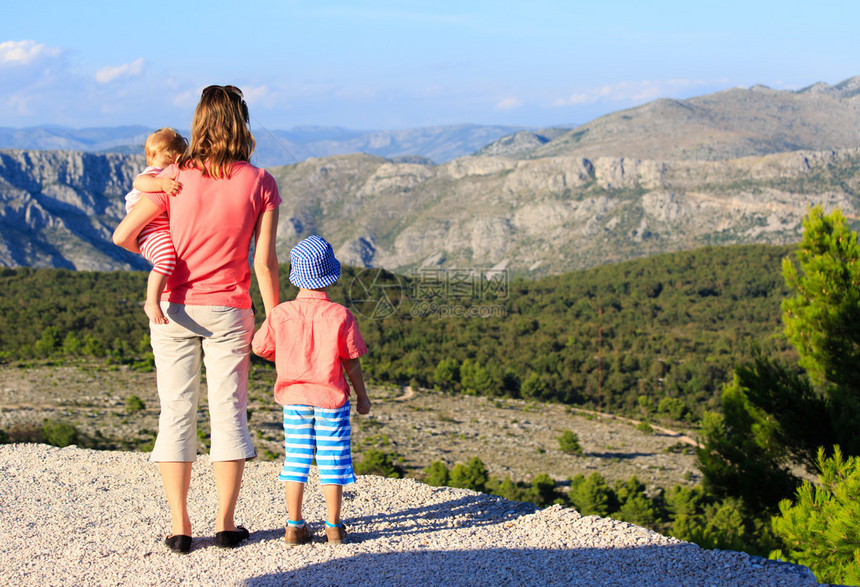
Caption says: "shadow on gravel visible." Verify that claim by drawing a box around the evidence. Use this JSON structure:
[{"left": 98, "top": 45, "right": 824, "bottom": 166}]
[
  {"left": 242, "top": 545, "right": 816, "bottom": 586},
  {"left": 352, "top": 493, "right": 539, "bottom": 537},
  {"left": 255, "top": 492, "right": 538, "bottom": 541}
]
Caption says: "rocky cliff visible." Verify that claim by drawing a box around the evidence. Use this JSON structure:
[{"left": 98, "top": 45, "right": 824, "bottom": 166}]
[
  {"left": 271, "top": 148, "right": 860, "bottom": 276},
  {"left": 2, "top": 147, "right": 858, "bottom": 276},
  {"left": 0, "top": 150, "right": 146, "bottom": 271}
]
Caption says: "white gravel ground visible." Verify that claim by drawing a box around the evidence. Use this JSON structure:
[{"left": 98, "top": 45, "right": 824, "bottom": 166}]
[{"left": 0, "top": 444, "right": 819, "bottom": 586}]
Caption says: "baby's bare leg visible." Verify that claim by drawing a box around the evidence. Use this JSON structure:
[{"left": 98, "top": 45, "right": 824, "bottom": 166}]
[{"left": 145, "top": 270, "right": 169, "bottom": 324}]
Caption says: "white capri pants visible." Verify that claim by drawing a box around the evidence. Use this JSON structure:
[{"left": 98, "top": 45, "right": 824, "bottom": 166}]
[{"left": 149, "top": 303, "right": 256, "bottom": 462}]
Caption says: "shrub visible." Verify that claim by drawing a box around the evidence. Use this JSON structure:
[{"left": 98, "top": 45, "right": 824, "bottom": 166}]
[
  {"left": 125, "top": 395, "right": 145, "bottom": 414},
  {"left": 423, "top": 461, "right": 450, "bottom": 486},
  {"left": 355, "top": 449, "right": 404, "bottom": 478},
  {"left": 568, "top": 472, "right": 614, "bottom": 516},
  {"left": 449, "top": 457, "right": 488, "bottom": 492},
  {"left": 658, "top": 397, "right": 687, "bottom": 420},
  {"left": 41, "top": 420, "right": 79, "bottom": 447},
  {"left": 636, "top": 421, "right": 654, "bottom": 435},
  {"left": 558, "top": 430, "right": 583, "bottom": 455},
  {"left": 528, "top": 473, "right": 558, "bottom": 506}
]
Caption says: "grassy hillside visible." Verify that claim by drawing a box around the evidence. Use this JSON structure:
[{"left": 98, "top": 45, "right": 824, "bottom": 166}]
[{"left": 0, "top": 243, "right": 793, "bottom": 421}]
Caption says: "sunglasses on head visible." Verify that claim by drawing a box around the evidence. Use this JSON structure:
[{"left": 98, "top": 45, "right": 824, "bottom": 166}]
[{"left": 202, "top": 85, "right": 244, "bottom": 99}]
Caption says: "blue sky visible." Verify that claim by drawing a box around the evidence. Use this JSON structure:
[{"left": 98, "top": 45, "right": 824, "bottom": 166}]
[{"left": 1, "top": 0, "right": 857, "bottom": 131}]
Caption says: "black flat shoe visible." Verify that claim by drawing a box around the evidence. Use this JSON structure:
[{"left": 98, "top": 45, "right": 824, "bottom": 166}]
[
  {"left": 214, "top": 526, "right": 250, "bottom": 548},
  {"left": 165, "top": 534, "right": 192, "bottom": 554}
]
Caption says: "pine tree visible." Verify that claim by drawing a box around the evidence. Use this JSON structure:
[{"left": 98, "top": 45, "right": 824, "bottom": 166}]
[{"left": 771, "top": 446, "right": 860, "bottom": 585}]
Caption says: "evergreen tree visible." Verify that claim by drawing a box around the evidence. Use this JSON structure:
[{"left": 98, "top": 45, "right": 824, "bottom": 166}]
[
  {"left": 696, "top": 381, "right": 799, "bottom": 514},
  {"left": 771, "top": 446, "right": 860, "bottom": 585},
  {"left": 354, "top": 449, "right": 404, "bottom": 478},
  {"left": 782, "top": 206, "right": 860, "bottom": 454},
  {"left": 449, "top": 457, "right": 488, "bottom": 492},
  {"left": 423, "top": 461, "right": 450, "bottom": 486},
  {"left": 558, "top": 429, "right": 584, "bottom": 455},
  {"left": 568, "top": 472, "right": 615, "bottom": 517},
  {"left": 696, "top": 206, "right": 860, "bottom": 561}
]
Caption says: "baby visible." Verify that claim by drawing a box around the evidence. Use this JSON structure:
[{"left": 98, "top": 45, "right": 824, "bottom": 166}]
[{"left": 124, "top": 128, "right": 187, "bottom": 324}]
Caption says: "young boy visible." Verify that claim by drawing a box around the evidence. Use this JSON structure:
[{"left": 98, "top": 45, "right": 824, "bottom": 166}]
[
  {"left": 123, "top": 128, "right": 187, "bottom": 325},
  {"left": 252, "top": 235, "right": 371, "bottom": 546}
]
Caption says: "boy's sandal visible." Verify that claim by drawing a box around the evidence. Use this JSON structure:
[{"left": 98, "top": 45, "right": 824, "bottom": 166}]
[{"left": 326, "top": 523, "right": 348, "bottom": 545}]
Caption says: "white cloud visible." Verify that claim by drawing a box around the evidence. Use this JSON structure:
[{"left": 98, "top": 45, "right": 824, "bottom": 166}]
[
  {"left": 553, "top": 79, "right": 723, "bottom": 107},
  {"left": 0, "top": 40, "right": 61, "bottom": 66},
  {"left": 95, "top": 58, "right": 145, "bottom": 84},
  {"left": 172, "top": 89, "right": 199, "bottom": 108},
  {"left": 242, "top": 84, "right": 273, "bottom": 105},
  {"left": 495, "top": 97, "right": 522, "bottom": 111}
]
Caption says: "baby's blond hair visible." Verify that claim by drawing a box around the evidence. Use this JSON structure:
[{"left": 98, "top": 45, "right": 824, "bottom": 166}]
[{"left": 144, "top": 128, "right": 188, "bottom": 165}]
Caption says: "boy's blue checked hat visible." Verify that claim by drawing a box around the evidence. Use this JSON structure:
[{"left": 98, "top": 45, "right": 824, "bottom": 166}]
[{"left": 289, "top": 235, "right": 341, "bottom": 289}]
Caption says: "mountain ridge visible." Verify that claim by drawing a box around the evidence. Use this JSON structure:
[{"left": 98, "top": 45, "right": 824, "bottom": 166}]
[{"left": 482, "top": 76, "right": 860, "bottom": 161}]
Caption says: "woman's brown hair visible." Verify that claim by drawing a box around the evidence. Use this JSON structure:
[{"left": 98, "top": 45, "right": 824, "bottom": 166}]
[{"left": 178, "top": 85, "right": 256, "bottom": 179}]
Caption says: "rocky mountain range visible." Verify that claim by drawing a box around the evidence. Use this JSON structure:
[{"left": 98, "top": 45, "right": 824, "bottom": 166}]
[
  {"left": 2, "top": 146, "right": 858, "bottom": 277},
  {"left": 2, "top": 77, "right": 859, "bottom": 276},
  {"left": 271, "top": 148, "right": 860, "bottom": 276}
]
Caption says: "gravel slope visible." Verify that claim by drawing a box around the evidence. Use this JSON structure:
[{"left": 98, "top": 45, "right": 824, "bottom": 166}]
[{"left": 0, "top": 444, "right": 819, "bottom": 586}]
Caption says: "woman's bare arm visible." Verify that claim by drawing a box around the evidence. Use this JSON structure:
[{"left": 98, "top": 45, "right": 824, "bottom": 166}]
[
  {"left": 253, "top": 207, "right": 280, "bottom": 315},
  {"left": 112, "top": 198, "right": 163, "bottom": 254}
]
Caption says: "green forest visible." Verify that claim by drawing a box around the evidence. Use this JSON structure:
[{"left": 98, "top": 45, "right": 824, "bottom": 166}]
[{"left": 0, "top": 242, "right": 793, "bottom": 425}]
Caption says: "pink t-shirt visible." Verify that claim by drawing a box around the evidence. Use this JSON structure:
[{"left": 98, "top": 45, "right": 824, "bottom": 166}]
[
  {"left": 146, "top": 161, "right": 281, "bottom": 308},
  {"left": 252, "top": 290, "right": 368, "bottom": 409}
]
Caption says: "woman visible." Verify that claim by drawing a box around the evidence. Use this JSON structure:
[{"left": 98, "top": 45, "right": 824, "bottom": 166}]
[{"left": 113, "top": 85, "right": 280, "bottom": 553}]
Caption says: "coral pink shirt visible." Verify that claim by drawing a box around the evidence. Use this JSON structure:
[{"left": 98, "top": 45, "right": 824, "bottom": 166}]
[
  {"left": 252, "top": 290, "right": 368, "bottom": 409},
  {"left": 146, "top": 161, "right": 281, "bottom": 308}
]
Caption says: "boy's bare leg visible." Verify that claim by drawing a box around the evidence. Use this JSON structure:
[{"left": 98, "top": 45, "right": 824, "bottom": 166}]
[
  {"left": 285, "top": 481, "right": 305, "bottom": 523},
  {"left": 145, "top": 270, "right": 169, "bottom": 324},
  {"left": 323, "top": 484, "right": 343, "bottom": 525}
]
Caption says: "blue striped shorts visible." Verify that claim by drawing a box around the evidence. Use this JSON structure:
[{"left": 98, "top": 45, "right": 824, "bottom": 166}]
[{"left": 280, "top": 403, "right": 356, "bottom": 485}]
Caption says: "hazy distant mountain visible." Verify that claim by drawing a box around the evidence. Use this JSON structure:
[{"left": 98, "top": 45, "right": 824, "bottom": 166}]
[
  {"left": 0, "top": 126, "right": 152, "bottom": 154},
  {"left": 253, "top": 123, "right": 527, "bottom": 166},
  {"left": 481, "top": 76, "right": 860, "bottom": 161},
  {"left": 0, "top": 124, "right": 525, "bottom": 166}
]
